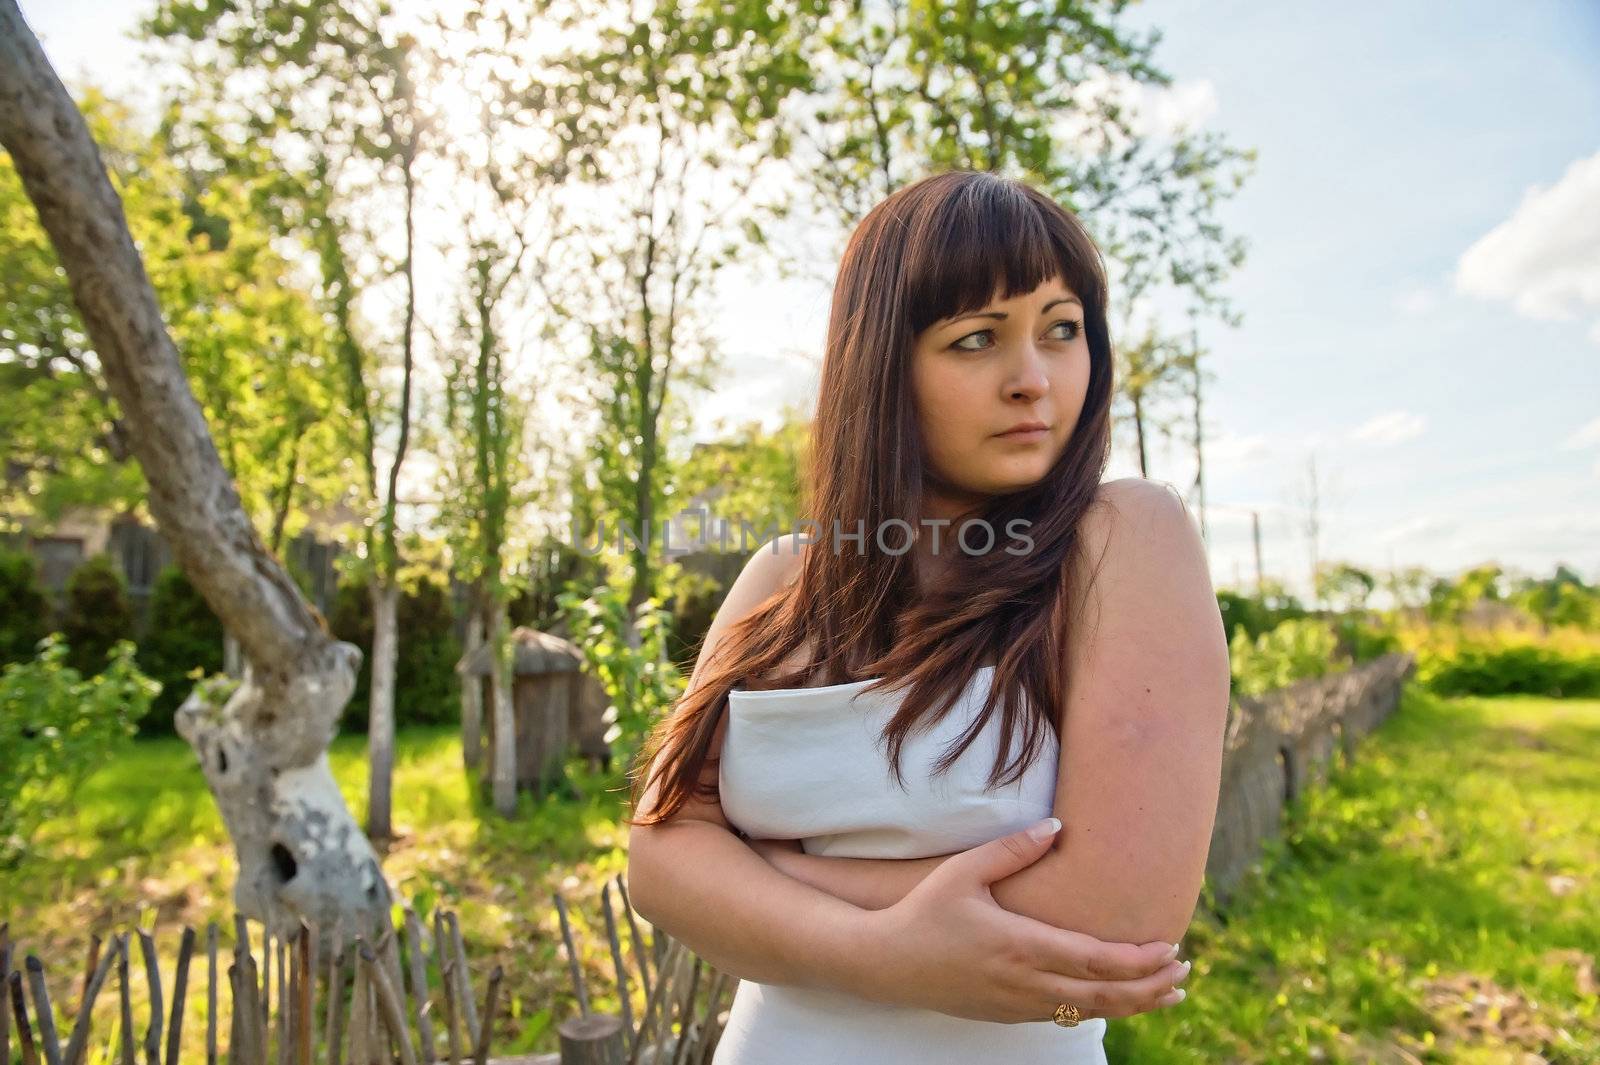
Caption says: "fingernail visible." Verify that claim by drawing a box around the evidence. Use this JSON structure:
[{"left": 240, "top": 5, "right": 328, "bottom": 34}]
[
  {"left": 1164, "top": 942, "right": 1181, "bottom": 961},
  {"left": 1026, "top": 817, "right": 1061, "bottom": 841},
  {"left": 1158, "top": 988, "right": 1186, "bottom": 1006}
]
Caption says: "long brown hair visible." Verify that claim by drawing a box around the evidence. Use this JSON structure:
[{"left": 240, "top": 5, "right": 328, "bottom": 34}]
[{"left": 627, "top": 170, "right": 1115, "bottom": 828}]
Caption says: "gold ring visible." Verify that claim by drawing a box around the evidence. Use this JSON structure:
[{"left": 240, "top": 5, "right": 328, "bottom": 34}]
[{"left": 1053, "top": 1002, "right": 1082, "bottom": 1027}]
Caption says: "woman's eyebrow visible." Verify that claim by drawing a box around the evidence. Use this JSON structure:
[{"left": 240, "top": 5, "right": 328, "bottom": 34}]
[{"left": 946, "top": 296, "right": 1082, "bottom": 325}]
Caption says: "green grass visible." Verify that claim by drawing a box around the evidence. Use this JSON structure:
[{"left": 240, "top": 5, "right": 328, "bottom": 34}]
[
  {"left": 3, "top": 726, "right": 639, "bottom": 1061},
  {"left": 6, "top": 690, "right": 1597, "bottom": 1063},
  {"left": 1106, "top": 689, "right": 1600, "bottom": 1063}
]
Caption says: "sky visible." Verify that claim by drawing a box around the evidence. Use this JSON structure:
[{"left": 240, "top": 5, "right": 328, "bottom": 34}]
[{"left": 18, "top": 0, "right": 1600, "bottom": 601}]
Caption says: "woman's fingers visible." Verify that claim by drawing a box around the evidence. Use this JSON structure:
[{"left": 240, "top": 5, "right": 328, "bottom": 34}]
[
  {"left": 1023, "top": 923, "right": 1181, "bottom": 981},
  {"left": 1036, "top": 958, "right": 1192, "bottom": 1022}
]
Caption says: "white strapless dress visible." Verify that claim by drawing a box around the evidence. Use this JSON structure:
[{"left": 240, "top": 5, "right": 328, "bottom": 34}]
[{"left": 713, "top": 664, "right": 1109, "bottom": 1063}]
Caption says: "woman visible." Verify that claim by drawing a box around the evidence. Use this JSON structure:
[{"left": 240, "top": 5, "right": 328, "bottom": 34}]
[{"left": 626, "top": 170, "right": 1231, "bottom": 1063}]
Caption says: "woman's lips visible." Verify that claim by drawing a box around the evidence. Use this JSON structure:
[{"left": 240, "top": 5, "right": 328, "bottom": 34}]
[{"left": 994, "top": 427, "right": 1050, "bottom": 442}]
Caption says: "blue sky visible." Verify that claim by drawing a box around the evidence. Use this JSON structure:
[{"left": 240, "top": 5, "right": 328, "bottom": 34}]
[{"left": 20, "top": 1, "right": 1600, "bottom": 600}]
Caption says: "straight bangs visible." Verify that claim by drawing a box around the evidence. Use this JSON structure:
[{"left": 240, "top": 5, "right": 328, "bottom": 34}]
[{"left": 902, "top": 177, "right": 1103, "bottom": 336}]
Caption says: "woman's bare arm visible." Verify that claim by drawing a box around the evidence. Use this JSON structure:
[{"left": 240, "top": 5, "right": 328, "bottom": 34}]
[
  {"left": 627, "top": 803, "right": 886, "bottom": 993},
  {"left": 748, "top": 839, "right": 950, "bottom": 911},
  {"left": 744, "top": 479, "right": 1230, "bottom": 947},
  {"left": 627, "top": 535, "right": 891, "bottom": 995}
]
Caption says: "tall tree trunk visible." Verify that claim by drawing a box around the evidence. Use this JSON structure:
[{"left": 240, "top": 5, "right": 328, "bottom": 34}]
[
  {"left": 367, "top": 579, "right": 400, "bottom": 842},
  {"left": 1132, "top": 391, "right": 1150, "bottom": 478},
  {"left": 0, "top": 2, "right": 389, "bottom": 937},
  {"left": 458, "top": 587, "right": 485, "bottom": 770},
  {"left": 489, "top": 599, "right": 516, "bottom": 816}
]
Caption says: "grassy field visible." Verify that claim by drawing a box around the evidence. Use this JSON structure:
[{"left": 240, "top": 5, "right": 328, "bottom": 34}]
[
  {"left": 4, "top": 689, "right": 1597, "bottom": 1063},
  {"left": 3, "top": 727, "right": 638, "bottom": 1060},
  {"left": 1106, "top": 688, "right": 1600, "bottom": 1063}
]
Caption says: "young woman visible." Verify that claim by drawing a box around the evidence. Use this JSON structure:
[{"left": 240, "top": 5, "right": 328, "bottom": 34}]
[{"left": 625, "top": 170, "right": 1231, "bottom": 1063}]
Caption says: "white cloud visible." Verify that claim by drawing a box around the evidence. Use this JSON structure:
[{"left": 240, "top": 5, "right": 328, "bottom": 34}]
[
  {"left": 1454, "top": 150, "right": 1600, "bottom": 338},
  {"left": 1349, "top": 410, "right": 1427, "bottom": 447},
  {"left": 1564, "top": 416, "right": 1600, "bottom": 451}
]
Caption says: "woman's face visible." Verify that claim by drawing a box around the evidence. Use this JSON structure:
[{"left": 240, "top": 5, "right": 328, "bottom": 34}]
[{"left": 910, "top": 273, "right": 1091, "bottom": 514}]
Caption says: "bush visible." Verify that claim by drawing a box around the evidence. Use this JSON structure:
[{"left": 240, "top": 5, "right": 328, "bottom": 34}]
[
  {"left": 1216, "top": 588, "right": 1309, "bottom": 643},
  {"left": 1408, "top": 625, "right": 1600, "bottom": 698},
  {"left": 328, "top": 571, "right": 462, "bottom": 732},
  {"left": 60, "top": 554, "right": 135, "bottom": 676},
  {"left": 558, "top": 576, "right": 684, "bottom": 773},
  {"left": 136, "top": 564, "right": 226, "bottom": 733},
  {"left": 1333, "top": 616, "right": 1401, "bottom": 664},
  {"left": 1230, "top": 617, "right": 1347, "bottom": 697},
  {"left": 0, "top": 635, "right": 159, "bottom": 864},
  {"left": 0, "top": 547, "right": 49, "bottom": 666}
]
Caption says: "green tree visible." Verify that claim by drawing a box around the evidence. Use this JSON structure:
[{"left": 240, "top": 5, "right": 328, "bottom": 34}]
[
  {"left": 540, "top": 0, "right": 798, "bottom": 620},
  {"left": 1426, "top": 562, "right": 1504, "bottom": 624},
  {"left": 1379, "top": 564, "right": 1433, "bottom": 612},
  {"left": 1510, "top": 564, "right": 1599, "bottom": 632},
  {"left": 2, "top": 0, "right": 384, "bottom": 934},
  {"left": 148, "top": 0, "right": 435, "bottom": 841},
  {"left": 694, "top": 0, "right": 1255, "bottom": 494},
  {"left": 670, "top": 408, "right": 811, "bottom": 547},
  {"left": 1315, "top": 560, "right": 1377, "bottom": 615},
  {"left": 1, "top": 90, "right": 346, "bottom": 536},
  {"left": 1110, "top": 322, "right": 1191, "bottom": 478}
]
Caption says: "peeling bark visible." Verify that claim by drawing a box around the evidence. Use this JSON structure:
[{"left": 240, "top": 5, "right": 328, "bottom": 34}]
[
  {"left": 0, "top": 1, "right": 389, "bottom": 936},
  {"left": 176, "top": 668, "right": 390, "bottom": 937}
]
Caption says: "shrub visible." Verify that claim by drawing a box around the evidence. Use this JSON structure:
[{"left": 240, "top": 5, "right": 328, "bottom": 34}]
[
  {"left": 558, "top": 576, "right": 684, "bottom": 773},
  {"left": 1333, "top": 616, "right": 1401, "bottom": 664},
  {"left": 0, "top": 547, "right": 49, "bottom": 666},
  {"left": 60, "top": 554, "right": 135, "bottom": 676},
  {"left": 1216, "top": 588, "right": 1310, "bottom": 643},
  {"left": 136, "top": 564, "right": 225, "bottom": 733},
  {"left": 1406, "top": 625, "right": 1600, "bottom": 698},
  {"left": 0, "top": 636, "right": 159, "bottom": 864},
  {"left": 1230, "top": 617, "right": 1347, "bottom": 698}
]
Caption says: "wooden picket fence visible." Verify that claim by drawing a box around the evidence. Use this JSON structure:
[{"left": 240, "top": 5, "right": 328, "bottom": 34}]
[{"left": 0, "top": 876, "right": 736, "bottom": 1065}]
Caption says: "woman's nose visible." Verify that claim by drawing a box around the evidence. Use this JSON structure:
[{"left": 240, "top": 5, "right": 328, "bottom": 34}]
[{"left": 1007, "top": 345, "right": 1050, "bottom": 400}]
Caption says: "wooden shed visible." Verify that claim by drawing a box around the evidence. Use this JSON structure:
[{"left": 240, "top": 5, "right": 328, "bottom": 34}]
[{"left": 459, "top": 627, "right": 614, "bottom": 798}]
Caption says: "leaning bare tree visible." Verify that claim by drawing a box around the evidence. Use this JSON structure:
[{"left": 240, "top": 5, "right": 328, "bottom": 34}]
[{"left": 0, "top": 1, "right": 390, "bottom": 936}]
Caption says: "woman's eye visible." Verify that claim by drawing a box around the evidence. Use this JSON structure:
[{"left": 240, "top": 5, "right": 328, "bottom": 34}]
[{"left": 953, "top": 320, "right": 1081, "bottom": 352}]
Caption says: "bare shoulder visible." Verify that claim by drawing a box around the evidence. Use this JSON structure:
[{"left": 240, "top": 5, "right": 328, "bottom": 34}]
[
  {"left": 710, "top": 533, "right": 806, "bottom": 640},
  {"left": 1068, "top": 478, "right": 1204, "bottom": 623},
  {"left": 1082, "top": 476, "right": 1194, "bottom": 551},
  {"left": 1065, "top": 476, "right": 1226, "bottom": 731}
]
